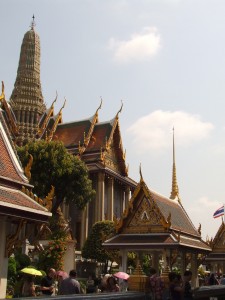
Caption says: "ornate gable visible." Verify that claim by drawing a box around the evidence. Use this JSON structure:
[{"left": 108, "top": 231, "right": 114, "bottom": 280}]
[
  {"left": 212, "top": 222, "right": 225, "bottom": 252},
  {"left": 103, "top": 119, "right": 127, "bottom": 176},
  {"left": 115, "top": 180, "right": 171, "bottom": 234}
]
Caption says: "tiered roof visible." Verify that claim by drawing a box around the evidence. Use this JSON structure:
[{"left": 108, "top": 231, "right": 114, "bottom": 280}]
[
  {"left": 52, "top": 102, "right": 130, "bottom": 179},
  {"left": 0, "top": 107, "right": 51, "bottom": 222}
]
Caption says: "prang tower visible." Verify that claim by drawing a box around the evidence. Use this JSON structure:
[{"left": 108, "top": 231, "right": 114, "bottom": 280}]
[{"left": 10, "top": 16, "right": 46, "bottom": 145}]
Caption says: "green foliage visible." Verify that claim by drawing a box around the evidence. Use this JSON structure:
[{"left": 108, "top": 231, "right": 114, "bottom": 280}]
[
  {"left": 82, "top": 221, "right": 117, "bottom": 262},
  {"left": 17, "top": 140, "right": 95, "bottom": 212},
  {"left": 142, "top": 254, "right": 151, "bottom": 276},
  {"left": 127, "top": 252, "right": 136, "bottom": 270},
  {"left": 7, "top": 257, "right": 17, "bottom": 283}
]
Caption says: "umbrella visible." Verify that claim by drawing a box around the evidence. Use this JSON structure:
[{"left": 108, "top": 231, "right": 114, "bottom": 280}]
[
  {"left": 20, "top": 267, "right": 42, "bottom": 276},
  {"left": 113, "top": 271, "right": 130, "bottom": 280}
]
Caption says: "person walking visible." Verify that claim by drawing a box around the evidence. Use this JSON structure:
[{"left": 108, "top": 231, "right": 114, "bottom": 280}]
[
  {"left": 149, "top": 267, "right": 164, "bottom": 300},
  {"left": 183, "top": 270, "right": 193, "bottom": 300},
  {"left": 168, "top": 272, "right": 183, "bottom": 300},
  {"left": 58, "top": 270, "right": 80, "bottom": 295},
  {"left": 40, "top": 268, "right": 56, "bottom": 296}
]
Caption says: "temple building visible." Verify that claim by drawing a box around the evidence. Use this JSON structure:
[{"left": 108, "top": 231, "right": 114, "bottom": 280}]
[
  {"left": 0, "top": 88, "right": 52, "bottom": 298},
  {"left": 51, "top": 102, "right": 137, "bottom": 248},
  {"left": 1, "top": 18, "right": 213, "bottom": 275},
  {"left": 103, "top": 137, "right": 211, "bottom": 288},
  {"left": 205, "top": 221, "right": 225, "bottom": 274},
  {"left": 1, "top": 18, "right": 137, "bottom": 249}
]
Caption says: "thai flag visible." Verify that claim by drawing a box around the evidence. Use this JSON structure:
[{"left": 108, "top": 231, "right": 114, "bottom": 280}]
[{"left": 213, "top": 206, "right": 224, "bottom": 218}]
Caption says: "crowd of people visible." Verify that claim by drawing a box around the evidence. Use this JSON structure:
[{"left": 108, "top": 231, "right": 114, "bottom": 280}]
[
  {"left": 15, "top": 266, "right": 225, "bottom": 299},
  {"left": 16, "top": 268, "right": 125, "bottom": 297},
  {"left": 147, "top": 268, "right": 225, "bottom": 300}
]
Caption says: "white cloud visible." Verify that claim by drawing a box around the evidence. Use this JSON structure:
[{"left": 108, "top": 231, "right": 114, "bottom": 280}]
[
  {"left": 127, "top": 110, "right": 214, "bottom": 153},
  {"left": 186, "top": 196, "right": 223, "bottom": 239},
  {"left": 108, "top": 27, "right": 161, "bottom": 63}
]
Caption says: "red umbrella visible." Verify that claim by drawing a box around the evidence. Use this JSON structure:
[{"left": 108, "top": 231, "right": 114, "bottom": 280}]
[{"left": 113, "top": 271, "right": 130, "bottom": 280}]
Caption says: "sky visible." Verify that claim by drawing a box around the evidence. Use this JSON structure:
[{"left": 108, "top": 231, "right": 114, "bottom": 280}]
[{"left": 1, "top": 0, "right": 225, "bottom": 240}]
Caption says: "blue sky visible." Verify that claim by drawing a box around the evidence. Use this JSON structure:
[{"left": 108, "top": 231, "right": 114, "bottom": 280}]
[{"left": 1, "top": 0, "right": 225, "bottom": 240}]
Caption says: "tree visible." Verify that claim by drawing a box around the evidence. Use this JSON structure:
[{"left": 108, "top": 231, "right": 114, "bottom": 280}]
[
  {"left": 17, "top": 140, "right": 95, "bottom": 213},
  {"left": 82, "top": 221, "right": 118, "bottom": 273}
]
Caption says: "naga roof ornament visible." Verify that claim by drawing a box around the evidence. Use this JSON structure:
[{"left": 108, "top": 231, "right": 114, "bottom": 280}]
[{"left": 47, "top": 98, "right": 66, "bottom": 141}]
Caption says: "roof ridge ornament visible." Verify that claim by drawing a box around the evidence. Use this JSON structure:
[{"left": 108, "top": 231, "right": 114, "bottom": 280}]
[
  {"left": 116, "top": 100, "right": 123, "bottom": 118},
  {"left": 0, "top": 81, "right": 5, "bottom": 100},
  {"left": 139, "top": 163, "right": 144, "bottom": 182}
]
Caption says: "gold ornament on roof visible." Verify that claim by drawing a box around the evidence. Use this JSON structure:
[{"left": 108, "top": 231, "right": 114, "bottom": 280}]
[
  {"left": 139, "top": 163, "right": 143, "bottom": 182},
  {"left": 160, "top": 212, "right": 171, "bottom": 230},
  {"left": 24, "top": 153, "right": 33, "bottom": 181},
  {"left": 21, "top": 185, "right": 54, "bottom": 212},
  {"left": 0, "top": 81, "right": 5, "bottom": 101}
]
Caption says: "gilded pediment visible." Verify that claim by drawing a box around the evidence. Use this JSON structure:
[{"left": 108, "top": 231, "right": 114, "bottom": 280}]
[
  {"left": 105, "top": 144, "right": 120, "bottom": 173},
  {"left": 213, "top": 228, "right": 225, "bottom": 251},
  {"left": 123, "top": 196, "right": 165, "bottom": 234}
]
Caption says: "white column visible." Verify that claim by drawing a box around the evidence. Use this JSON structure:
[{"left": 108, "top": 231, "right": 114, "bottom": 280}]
[
  {"left": 80, "top": 205, "right": 88, "bottom": 248},
  {"left": 119, "top": 250, "right": 128, "bottom": 272},
  {"left": 191, "top": 253, "right": 199, "bottom": 288},
  {"left": 97, "top": 172, "right": 105, "bottom": 221},
  {"left": 107, "top": 177, "right": 114, "bottom": 220}
]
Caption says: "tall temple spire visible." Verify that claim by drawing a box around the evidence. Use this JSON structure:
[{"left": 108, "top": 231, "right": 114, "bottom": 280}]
[
  {"left": 9, "top": 16, "right": 46, "bottom": 145},
  {"left": 169, "top": 127, "right": 181, "bottom": 201}
]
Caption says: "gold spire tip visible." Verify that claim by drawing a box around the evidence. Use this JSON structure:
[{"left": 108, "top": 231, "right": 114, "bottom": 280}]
[{"left": 139, "top": 163, "right": 143, "bottom": 181}]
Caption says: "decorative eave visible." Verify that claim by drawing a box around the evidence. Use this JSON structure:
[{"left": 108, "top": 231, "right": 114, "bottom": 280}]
[
  {"left": 78, "top": 99, "right": 102, "bottom": 156},
  {"left": 0, "top": 81, "right": 18, "bottom": 135},
  {"left": 47, "top": 99, "right": 66, "bottom": 141},
  {"left": 37, "top": 92, "right": 57, "bottom": 138}
]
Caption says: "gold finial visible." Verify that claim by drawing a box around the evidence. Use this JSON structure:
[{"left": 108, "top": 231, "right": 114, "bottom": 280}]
[
  {"left": 30, "top": 15, "right": 36, "bottom": 30},
  {"left": 98, "top": 97, "right": 103, "bottom": 111},
  {"left": 198, "top": 223, "right": 202, "bottom": 235},
  {"left": 170, "top": 127, "right": 180, "bottom": 201},
  {"left": 24, "top": 154, "right": 33, "bottom": 181},
  {"left": 52, "top": 91, "right": 58, "bottom": 107},
  {"left": 0, "top": 81, "right": 5, "bottom": 101},
  {"left": 116, "top": 100, "right": 123, "bottom": 117},
  {"left": 139, "top": 163, "right": 143, "bottom": 182},
  {"left": 62, "top": 98, "right": 66, "bottom": 109}
]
